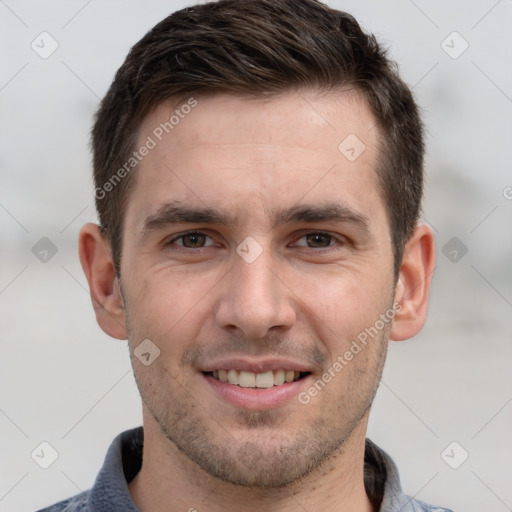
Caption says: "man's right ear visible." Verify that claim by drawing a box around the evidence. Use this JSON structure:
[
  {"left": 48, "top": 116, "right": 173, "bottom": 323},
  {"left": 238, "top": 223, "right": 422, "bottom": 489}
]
[{"left": 78, "top": 223, "right": 127, "bottom": 340}]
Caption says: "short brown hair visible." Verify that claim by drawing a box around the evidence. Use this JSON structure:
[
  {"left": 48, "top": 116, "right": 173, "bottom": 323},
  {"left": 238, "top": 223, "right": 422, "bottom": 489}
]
[{"left": 92, "top": 0, "right": 424, "bottom": 276}]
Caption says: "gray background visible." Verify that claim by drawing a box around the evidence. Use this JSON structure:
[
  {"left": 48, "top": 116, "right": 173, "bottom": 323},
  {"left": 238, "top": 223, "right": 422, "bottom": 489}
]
[{"left": 1, "top": 1, "right": 511, "bottom": 511}]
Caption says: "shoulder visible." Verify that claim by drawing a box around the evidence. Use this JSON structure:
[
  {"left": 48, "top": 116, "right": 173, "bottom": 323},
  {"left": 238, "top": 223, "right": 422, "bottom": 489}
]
[
  {"left": 397, "top": 494, "right": 454, "bottom": 512},
  {"left": 35, "top": 491, "right": 89, "bottom": 512},
  {"left": 364, "top": 439, "right": 454, "bottom": 512}
]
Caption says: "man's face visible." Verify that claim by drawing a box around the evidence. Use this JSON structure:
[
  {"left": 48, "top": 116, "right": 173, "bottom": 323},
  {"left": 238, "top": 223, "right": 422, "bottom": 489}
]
[{"left": 120, "top": 91, "right": 396, "bottom": 487}]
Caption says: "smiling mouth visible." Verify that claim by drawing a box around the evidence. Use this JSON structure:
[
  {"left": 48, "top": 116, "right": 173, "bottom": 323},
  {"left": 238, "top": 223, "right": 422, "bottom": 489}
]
[{"left": 204, "top": 369, "right": 310, "bottom": 388}]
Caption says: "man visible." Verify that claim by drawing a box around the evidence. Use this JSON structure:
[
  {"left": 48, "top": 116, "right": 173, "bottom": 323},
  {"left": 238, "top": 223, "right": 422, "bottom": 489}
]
[{"left": 37, "top": 0, "right": 451, "bottom": 510}]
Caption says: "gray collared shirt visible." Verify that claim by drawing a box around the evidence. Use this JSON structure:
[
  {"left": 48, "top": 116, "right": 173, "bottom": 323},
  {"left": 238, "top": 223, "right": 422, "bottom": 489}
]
[{"left": 35, "top": 427, "right": 453, "bottom": 512}]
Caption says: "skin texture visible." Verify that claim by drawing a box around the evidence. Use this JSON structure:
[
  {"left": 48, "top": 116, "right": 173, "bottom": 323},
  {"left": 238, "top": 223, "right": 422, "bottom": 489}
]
[{"left": 79, "top": 91, "right": 435, "bottom": 512}]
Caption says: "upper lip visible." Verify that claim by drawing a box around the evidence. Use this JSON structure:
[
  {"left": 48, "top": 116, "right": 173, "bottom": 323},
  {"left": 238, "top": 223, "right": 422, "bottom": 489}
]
[{"left": 200, "top": 357, "right": 316, "bottom": 374}]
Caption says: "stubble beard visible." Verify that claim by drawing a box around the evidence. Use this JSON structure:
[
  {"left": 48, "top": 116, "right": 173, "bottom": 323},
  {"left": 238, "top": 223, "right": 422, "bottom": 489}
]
[
  {"left": 122, "top": 279, "right": 391, "bottom": 489},
  {"left": 129, "top": 333, "right": 389, "bottom": 490}
]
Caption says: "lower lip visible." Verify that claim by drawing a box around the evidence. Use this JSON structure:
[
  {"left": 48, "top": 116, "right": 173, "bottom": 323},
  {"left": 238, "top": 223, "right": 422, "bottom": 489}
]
[{"left": 203, "top": 374, "right": 310, "bottom": 411}]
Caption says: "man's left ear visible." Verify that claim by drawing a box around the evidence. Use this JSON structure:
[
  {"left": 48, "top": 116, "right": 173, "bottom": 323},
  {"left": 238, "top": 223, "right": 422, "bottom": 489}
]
[{"left": 390, "top": 224, "right": 436, "bottom": 341}]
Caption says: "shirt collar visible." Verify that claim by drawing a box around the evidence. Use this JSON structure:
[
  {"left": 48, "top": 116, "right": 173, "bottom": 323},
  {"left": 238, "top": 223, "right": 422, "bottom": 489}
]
[{"left": 86, "top": 426, "right": 426, "bottom": 512}]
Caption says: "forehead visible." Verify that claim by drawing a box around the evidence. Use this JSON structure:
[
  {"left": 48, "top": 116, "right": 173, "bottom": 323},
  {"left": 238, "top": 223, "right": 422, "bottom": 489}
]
[
  {"left": 141, "top": 90, "right": 378, "bottom": 158},
  {"left": 126, "top": 90, "right": 384, "bottom": 233}
]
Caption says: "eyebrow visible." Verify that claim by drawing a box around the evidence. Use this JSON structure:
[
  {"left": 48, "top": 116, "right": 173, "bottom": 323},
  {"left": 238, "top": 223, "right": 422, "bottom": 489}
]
[
  {"left": 273, "top": 203, "right": 370, "bottom": 231},
  {"left": 141, "top": 203, "right": 229, "bottom": 234},
  {"left": 140, "top": 201, "right": 370, "bottom": 239}
]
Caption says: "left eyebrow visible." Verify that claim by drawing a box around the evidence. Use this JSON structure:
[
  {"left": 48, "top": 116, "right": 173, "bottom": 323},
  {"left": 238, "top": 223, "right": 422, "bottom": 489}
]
[{"left": 274, "top": 203, "right": 370, "bottom": 232}]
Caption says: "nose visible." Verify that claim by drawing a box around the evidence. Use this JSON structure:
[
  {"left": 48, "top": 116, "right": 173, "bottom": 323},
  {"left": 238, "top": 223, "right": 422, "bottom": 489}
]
[{"left": 214, "top": 245, "right": 296, "bottom": 339}]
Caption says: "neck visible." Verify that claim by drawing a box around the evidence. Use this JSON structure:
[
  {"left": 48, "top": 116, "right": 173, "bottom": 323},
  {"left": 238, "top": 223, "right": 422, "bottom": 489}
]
[{"left": 129, "top": 407, "right": 374, "bottom": 512}]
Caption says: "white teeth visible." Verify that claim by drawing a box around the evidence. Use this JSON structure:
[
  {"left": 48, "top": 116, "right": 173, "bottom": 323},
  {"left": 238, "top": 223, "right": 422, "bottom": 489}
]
[
  {"left": 238, "top": 371, "right": 256, "bottom": 388},
  {"left": 255, "top": 371, "right": 274, "bottom": 388},
  {"left": 273, "top": 369, "right": 285, "bottom": 386},
  {"left": 227, "top": 369, "right": 239, "bottom": 385},
  {"left": 210, "top": 369, "right": 304, "bottom": 387}
]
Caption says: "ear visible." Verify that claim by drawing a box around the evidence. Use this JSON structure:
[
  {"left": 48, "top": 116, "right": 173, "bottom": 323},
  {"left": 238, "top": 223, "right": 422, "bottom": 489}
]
[
  {"left": 390, "top": 224, "right": 435, "bottom": 341},
  {"left": 78, "top": 223, "right": 127, "bottom": 340}
]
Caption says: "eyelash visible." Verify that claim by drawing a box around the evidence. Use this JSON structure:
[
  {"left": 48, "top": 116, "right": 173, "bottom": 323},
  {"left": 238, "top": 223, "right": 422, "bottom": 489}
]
[{"left": 166, "top": 231, "right": 345, "bottom": 251}]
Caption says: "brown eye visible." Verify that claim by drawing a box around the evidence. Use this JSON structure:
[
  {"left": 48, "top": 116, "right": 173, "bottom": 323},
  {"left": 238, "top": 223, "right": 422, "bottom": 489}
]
[
  {"left": 182, "top": 233, "right": 206, "bottom": 247},
  {"left": 174, "top": 233, "right": 208, "bottom": 248},
  {"left": 305, "top": 233, "right": 333, "bottom": 248}
]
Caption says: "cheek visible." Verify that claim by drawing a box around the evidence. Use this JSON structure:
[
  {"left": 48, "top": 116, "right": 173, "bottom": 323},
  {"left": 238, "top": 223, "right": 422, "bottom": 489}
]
[
  {"left": 125, "top": 270, "right": 213, "bottom": 344},
  {"left": 295, "top": 268, "right": 392, "bottom": 353}
]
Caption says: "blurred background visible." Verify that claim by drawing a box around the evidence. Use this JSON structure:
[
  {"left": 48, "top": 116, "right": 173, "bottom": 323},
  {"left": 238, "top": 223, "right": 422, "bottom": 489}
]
[{"left": 1, "top": 1, "right": 511, "bottom": 511}]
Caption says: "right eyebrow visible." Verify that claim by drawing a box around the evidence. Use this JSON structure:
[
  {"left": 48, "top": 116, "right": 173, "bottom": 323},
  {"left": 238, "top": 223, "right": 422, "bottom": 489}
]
[{"left": 139, "top": 202, "right": 234, "bottom": 240}]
